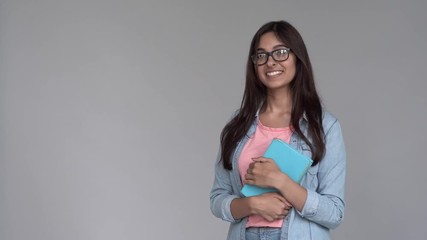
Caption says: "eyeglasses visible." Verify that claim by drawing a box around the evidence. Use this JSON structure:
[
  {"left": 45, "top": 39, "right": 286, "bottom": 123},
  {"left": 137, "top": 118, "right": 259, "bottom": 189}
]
[{"left": 251, "top": 48, "right": 291, "bottom": 66}]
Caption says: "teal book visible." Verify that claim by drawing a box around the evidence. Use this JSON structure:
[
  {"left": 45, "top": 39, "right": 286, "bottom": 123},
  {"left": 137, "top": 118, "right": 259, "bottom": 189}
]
[{"left": 241, "top": 138, "right": 313, "bottom": 197}]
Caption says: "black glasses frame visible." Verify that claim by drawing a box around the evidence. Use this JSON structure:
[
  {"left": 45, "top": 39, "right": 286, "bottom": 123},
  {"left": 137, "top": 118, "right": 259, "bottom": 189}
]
[{"left": 251, "top": 48, "right": 291, "bottom": 66}]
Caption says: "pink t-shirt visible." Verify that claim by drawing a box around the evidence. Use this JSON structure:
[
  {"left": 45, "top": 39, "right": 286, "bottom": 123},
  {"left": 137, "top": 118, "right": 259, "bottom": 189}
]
[{"left": 238, "top": 120, "right": 293, "bottom": 228}]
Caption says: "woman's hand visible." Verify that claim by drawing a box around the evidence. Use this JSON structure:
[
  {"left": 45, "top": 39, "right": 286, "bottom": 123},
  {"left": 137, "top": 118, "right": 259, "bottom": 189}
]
[
  {"left": 245, "top": 156, "right": 308, "bottom": 213},
  {"left": 245, "top": 157, "right": 283, "bottom": 189},
  {"left": 250, "top": 192, "right": 292, "bottom": 222}
]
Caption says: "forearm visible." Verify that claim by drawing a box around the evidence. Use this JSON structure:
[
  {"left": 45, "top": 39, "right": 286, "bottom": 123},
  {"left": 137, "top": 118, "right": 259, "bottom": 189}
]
[
  {"left": 230, "top": 197, "right": 254, "bottom": 220},
  {"left": 275, "top": 173, "right": 307, "bottom": 212},
  {"left": 274, "top": 171, "right": 344, "bottom": 229}
]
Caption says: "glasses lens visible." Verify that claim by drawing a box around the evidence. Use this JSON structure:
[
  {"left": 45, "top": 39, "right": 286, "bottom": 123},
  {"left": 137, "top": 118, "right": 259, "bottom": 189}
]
[
  {"left": 252, "top": 52, "right": 268, "bottom": 65},
  {"left": 272, "top": 49, "right": 289, "bottom": 61}
]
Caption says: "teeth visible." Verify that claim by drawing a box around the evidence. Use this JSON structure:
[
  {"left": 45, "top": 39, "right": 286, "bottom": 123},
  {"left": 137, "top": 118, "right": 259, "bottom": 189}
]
[{"left": 266, "top": 71, "right": 282, "bottom": 76}]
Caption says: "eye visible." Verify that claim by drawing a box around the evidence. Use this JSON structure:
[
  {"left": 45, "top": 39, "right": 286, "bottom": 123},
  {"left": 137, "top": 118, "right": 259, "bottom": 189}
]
[
  {"left": 272, "top": 49, "right": 289, "bottom": 60},
  {"left": 275, "top": 49, "right": 288, "bottom": 56},
  {"left": 256, "top": 52, "right": 267, "bottom": 59}
]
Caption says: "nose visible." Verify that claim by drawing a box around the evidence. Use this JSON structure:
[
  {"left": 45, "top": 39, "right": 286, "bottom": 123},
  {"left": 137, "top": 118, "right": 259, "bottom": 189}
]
[{"left": 266, "top": 54, "right": 277, "bottom": 66}]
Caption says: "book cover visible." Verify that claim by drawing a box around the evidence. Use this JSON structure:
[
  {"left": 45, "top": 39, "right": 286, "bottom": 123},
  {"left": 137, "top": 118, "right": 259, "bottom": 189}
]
[{"left": 241, "top": 138, "right": 313, "bottom": 197}]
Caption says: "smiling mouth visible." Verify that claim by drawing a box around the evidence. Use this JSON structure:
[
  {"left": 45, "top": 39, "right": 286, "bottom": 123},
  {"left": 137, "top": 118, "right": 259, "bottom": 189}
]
[{"left": 266, "top": 70, "right": 283, "bottom": 77}]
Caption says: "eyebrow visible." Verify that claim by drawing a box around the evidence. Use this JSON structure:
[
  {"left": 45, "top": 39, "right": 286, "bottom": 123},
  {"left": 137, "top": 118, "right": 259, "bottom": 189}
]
[{"left": 257, "top": 44, "right": 288, "bottom": 52}]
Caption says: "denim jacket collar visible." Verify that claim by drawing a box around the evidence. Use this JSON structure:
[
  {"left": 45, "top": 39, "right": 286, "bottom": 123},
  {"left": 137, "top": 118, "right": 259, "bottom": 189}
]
[{"left": 254, "top": 105, "right": 308, "bottom": 125}]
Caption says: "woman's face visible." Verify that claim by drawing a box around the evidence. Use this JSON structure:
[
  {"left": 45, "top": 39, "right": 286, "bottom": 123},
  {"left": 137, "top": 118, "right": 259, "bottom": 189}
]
[{"left": 255, "top": 32, "right": 297, "bottom": 91}]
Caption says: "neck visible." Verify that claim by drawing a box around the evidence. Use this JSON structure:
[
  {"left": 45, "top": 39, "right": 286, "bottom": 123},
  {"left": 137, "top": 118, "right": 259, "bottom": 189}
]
[{"left": 262, "top": 87, "right": 292, "bottom": 114}]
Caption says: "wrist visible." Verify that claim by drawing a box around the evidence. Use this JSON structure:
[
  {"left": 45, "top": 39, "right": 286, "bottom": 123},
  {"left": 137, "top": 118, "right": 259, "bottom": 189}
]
[
  {"left": 247, "top": 196, "right": 260, "bottom": 215},
  {"left": 275, "top": 172, "right": 290, "bottom": 191}
]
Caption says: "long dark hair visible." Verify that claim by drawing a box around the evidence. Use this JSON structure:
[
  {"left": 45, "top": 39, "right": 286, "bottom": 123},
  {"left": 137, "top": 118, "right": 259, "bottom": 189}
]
[{"left": 220, "top": 20, "right": 325, "bottom": 170}]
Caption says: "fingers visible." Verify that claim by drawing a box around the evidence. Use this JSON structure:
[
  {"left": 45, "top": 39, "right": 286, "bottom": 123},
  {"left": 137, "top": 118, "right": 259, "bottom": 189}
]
[
  {"left": 255, "top": 193, "right": 292, "bottom": 222},
  {"left": 283, "top": 199, "right": 292, "bottom": 207},
  {"left": 245, "top": 162, "right": 258, "bottom": 180},
  {"left": 262, "top": 192, "right": 287, "bottom": 203},
  {"left": 281, "top": 209, "right": 289, "bottom": 217},
  {"left": 247, "top": 158, "right": 271, "bottom": 173},
  {"left": 265, "top": 213, "right": 285, "bottom": 222},
  {"left": 245, "top": 157, "right": 279, "bottom": 187},
  {"left": 245, "top": 173, "right": 254, "bottom": 182},
  {"left": 261, "top": 192, "right": 293, "bottom": 210},
  {"left": 246, "top": 165, "right": 253, "bottom": 174},
  {"left": 272, "top": 208, "right": 289, "bottom": 221},
  {"left": 279, "top": 204, "right": 291, "bottom": 220},
  {"left": 276, "top": 195, "right": 291, "bottom": 206},
  {"left": 247, "top": 157, "right": 274, "bottom": 171},
  {"left": 279, "top": 199, "right": 292, "bottom": 210},
  {"left": 268, "top": 207, "right": 290, "bottom": 221},
  {"left": 270, "top": 193, "right": 287, "bottom": 202},
  {"left": 270, "top": 193, "right": 292, "bottom": 207},
  {"left": 270, "top": 193, "right": 292, "bottom": 210},
  {"left": 278, "top": 200, "right": 291, "bottom": 211},
  {"left": 251, "top": 156, "right": 271, "bottom": 163}
]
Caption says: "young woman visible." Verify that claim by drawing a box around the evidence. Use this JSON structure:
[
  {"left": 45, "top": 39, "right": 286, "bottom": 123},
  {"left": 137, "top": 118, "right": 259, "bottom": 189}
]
[{"left": 210, "top": 21, "right": 346, "bottom": 240}]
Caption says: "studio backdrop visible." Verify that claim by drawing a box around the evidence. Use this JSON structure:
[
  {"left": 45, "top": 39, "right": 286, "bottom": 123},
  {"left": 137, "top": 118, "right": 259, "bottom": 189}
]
[{"left": 1, "top": 1, "right": 426, "bottom": 239}]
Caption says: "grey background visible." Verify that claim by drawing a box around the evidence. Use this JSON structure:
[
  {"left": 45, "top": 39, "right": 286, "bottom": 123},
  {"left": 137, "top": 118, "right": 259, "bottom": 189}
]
[{"left": 1, "top": 0, "right": 426, "bottom": 239}]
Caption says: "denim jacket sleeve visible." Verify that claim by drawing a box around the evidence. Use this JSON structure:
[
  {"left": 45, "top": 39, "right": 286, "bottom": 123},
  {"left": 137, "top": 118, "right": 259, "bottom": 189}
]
[
  {"left": 297, "top": 118, "right": 346, "bottom": 230},
  {"left": 209, "top": 147, "right": 242, "bottom": 223}
]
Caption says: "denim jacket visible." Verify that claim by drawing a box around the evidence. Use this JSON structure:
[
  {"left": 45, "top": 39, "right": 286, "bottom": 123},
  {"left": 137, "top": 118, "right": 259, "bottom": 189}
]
[{"left": 210, "top": 110, "right": 346, "bottom": 240}]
